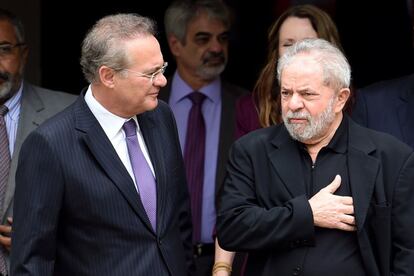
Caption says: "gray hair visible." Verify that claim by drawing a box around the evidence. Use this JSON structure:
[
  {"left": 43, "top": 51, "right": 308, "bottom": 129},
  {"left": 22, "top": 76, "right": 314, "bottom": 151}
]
[
  {"left": 277, "top": 38, "right": 351, "bottom": 91},
  {"left": 80, "top": 13, "right": 157, "bottom": 83},
  {"left": 164, "top": 0, "right": 231, "bottom": 44},
  {"left": 0, "top": 8, "right": 25, "bottom": 43}
]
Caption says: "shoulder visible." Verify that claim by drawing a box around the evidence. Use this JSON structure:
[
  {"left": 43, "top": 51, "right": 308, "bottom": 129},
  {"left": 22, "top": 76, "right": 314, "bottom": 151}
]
[
  {"left": 152, "top": 99, "right": 173, "bottom": 116},
  {"left": 349, "top": 118, "right": 412, "bottom": 156},
  {"left": 358, "top": 74, "right": 414, "bottom": 97},
  {"left": 141, "top": 99, "right": 175, "bottom": 126},
  {"left": 221, "top": 80, "right": 249, "bottom": 98},
  {"left": 24, "top": 83, "right": 77, "bottom": 105},
  {"left": 234, "top": 124, "right": 283, "bottom": 151}
]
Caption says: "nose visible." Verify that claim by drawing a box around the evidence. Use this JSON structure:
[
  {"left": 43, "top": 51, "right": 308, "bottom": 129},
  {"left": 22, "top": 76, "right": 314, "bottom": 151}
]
[
  {"left": 153, "top": 73, "right": 167, "bottom": 87},
  {"left": 288, "top": 93, "right": 304, "bottom": 111},
  {"left": 209, "top": 38, "right": 224, "bottom": 53}
]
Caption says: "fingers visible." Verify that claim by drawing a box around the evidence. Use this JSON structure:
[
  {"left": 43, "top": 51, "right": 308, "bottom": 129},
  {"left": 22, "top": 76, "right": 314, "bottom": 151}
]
[
  {"left": 0, "top": 235, "right": 11, "bottom": 248},
  {"left": 341, "top": 214, "right": 356, "bottom": 226},
  {"left": 338, "top": 222, "right": 357, "bottom": 232},
  {"left": 7, "top": 217, "right": 12, "bottom": 225},
  {"left": 324, "top": 175, "right": 341, "bottom": 193},
  {"left": 0, "top": 224, "right": 11, "bottom": 234},
  {"left": 339, "top": 196, "right": 353, "bottom": 205}
]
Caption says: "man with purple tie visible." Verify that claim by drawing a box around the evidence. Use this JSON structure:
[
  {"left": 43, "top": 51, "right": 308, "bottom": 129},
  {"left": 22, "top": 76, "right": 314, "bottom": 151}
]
[
  {"left": 160, "top": 1, "right": 248, "bottom": 275},
  {"left": 11, "top": 13, "right": 193, "bottom": 276}
]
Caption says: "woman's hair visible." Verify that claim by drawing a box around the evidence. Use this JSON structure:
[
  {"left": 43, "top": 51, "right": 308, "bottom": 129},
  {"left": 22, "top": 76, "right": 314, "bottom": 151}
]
[{"left": 254, "top": 4, "right": 343, "bottom": 127}]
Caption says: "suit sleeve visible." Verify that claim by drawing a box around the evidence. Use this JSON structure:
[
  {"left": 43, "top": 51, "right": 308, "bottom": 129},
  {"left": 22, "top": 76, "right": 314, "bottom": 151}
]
[
  {"left": 10, "top": 130, "right": 63, "bottom": 276},
  {"left": 391, "top": 152, "right": 414, "bottom": 275},
  {"left": 216, "top": 140, "right": 314, "bottom": 252}
]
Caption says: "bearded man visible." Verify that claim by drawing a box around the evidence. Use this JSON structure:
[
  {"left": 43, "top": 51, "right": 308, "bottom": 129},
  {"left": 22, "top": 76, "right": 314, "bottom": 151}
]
[
  {"left": 216, "top": 38, "right": 414, "bottom": 276},
  {"left": 159, "top": 1, "right": 248, "bottom": 275},
  {"left": 0, "top": 8, "right": 75, "bottom": 274}
]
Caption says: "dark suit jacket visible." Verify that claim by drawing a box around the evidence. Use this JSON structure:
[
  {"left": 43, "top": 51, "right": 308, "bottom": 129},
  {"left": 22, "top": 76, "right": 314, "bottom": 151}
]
[
  {"left": 11, "top": 93, "right": 193, "bottom": 276},
  {"left": 2, "top": 82, "right": 75, "bottom": 272},
  {"left": 352, "top": 74, "right": 414, "bottom": 148},
  {"left": 158, "top": 80, "right": 248, "bottom": 199},
  {"left": 217, "top": 116, "right": 414, "bottom": 276}
]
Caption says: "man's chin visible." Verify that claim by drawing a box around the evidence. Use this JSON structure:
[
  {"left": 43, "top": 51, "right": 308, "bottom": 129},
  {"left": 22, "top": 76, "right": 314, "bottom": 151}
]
[
  {"left": 197, "top": 65, "right": 225, "bottom": 80},
  {"left": 0, "top": 83, "right": 14, "bottom": 102}
]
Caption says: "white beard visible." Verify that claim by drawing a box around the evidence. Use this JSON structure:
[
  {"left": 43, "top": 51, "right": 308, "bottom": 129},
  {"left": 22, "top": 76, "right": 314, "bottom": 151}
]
[{"left": 283, "top": 97, "right": 336, "bottom": 142}]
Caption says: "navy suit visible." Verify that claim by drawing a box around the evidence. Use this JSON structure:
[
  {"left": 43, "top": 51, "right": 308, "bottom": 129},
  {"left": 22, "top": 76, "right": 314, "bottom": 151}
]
[
  {"left": 352, "top": 74, "right": 414, "bottom": 148},
  {"left": 11, "top": 93, "right": 193, "bottom": 275}
]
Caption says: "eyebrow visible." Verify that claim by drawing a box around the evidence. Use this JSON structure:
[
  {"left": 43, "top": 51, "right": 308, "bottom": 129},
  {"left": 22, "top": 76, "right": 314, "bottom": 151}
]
[
  {"left": 144, "top": 63, "right": 165, "bottom": 72},
  {"left": 194, "top": 31, "right": 229, "bottom": 37}
]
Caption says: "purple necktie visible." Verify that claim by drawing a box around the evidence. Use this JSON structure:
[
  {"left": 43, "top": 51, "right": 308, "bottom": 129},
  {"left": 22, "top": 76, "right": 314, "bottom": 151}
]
[
  {"left": 123, "top": 119, "right": 157, "bottom": 231},
  {"left": 183, "top": 92, "right": 206, "bottom": 242},
  {"left": 0, "top": 105, "right": 9, "bottom": 275}
]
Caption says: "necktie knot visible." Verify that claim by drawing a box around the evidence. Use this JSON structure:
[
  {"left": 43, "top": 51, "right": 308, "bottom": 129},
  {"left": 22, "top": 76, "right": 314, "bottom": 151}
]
[
  {"left": 188, "top": 92, "right": 206, "bottom": 105},
  {"left": 123, "top": 119, "right": 137, "bottom": 138},
  {"left": 0, "top": 105, "right": 8, "bottom": 117}
]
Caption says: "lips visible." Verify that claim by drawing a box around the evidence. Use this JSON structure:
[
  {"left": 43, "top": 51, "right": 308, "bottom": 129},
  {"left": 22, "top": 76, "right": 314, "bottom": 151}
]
[{"left": 288, "top": 118, "right": 308, "bottom": 124}]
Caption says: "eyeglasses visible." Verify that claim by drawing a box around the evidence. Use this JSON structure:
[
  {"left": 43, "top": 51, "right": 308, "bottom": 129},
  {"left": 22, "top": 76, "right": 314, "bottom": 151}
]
[
  {"left": 0, "top": 43, "right": 26, "bottom": 58},
  {"left": 122, "top": 62, "right": 168, "bottom": 84}
]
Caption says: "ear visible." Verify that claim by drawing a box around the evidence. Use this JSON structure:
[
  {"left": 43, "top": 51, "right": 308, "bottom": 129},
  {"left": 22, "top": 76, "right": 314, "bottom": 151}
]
[
  {"left": 98, "top": 66, "right": 116, "bottom": 88},
  {"left": 20, "top": 46, "right": 29, "bottom": 67},
  {"left": 334, "top": 88, "right": 350, "bottom": 113},
  {"left": 167, "top": 35, "right": 183, "bottom": 57}
]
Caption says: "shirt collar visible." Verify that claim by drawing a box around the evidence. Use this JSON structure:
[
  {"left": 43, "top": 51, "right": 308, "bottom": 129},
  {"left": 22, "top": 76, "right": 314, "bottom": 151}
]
[
  {"left": 170, "top": 70, "right": 221, "bottom": 104},
  {"left": 4, "top": 81, "right": 23, "bottom": 121},
  {"left": 326, "top": 114, "right": 348, "bottom": 154},
  {"left": 85, "top": 85, "right": 139, "bottom": 140}
]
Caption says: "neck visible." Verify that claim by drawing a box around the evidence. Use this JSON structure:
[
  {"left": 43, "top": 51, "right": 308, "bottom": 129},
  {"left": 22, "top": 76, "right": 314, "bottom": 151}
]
[{"left": 305, "top": 112, "right": 343, "bottom": 162}]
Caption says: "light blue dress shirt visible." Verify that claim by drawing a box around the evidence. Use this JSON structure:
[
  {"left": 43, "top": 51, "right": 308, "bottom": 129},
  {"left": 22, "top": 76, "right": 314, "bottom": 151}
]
[
  {"left": 169, "top": 71, "right": 222, "bottom": 243},
  {"left": 4, "top": 83, "right": 23, "bottom": 156}
]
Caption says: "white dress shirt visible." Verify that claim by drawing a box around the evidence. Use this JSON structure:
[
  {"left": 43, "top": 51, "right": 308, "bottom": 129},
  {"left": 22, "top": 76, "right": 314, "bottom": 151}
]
[{"left": 84, "top": 86, "right": 155, "bottom": 189}]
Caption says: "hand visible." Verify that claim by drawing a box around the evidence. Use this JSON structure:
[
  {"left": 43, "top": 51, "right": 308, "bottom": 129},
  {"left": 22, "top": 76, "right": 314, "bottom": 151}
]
[
  {"left": 309, "top": 175, "right": 356, "bottom": 231},
  {"left": 0, "top": 217, "right": 12, "bottom": 252}
]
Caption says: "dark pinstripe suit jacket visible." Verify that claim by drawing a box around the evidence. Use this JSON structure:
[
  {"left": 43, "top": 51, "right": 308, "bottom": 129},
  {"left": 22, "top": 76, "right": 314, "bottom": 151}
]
[{"left": 10, "top": 93, "right": 194, "bottom": 276}]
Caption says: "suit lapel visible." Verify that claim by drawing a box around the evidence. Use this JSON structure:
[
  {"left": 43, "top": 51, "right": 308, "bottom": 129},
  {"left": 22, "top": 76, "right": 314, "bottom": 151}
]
[
  {"left": 397, "top": 87, "right": 414, "bottom": 148},
  {"left": 4, "top": 84, "right": 44, "bottom": 217},
  {"left": 75, "top": 95, "right": 154, "bottom": 232},
  {"left": 268, "top": 127, "right": 306, "bottom": 198},
  {"left": 347, "top": 119, "right": 379, "bottom": 232},
  {"left": 216, "top": 82, "right": 238, "bottom": 192},
  {"left": 137, "top": 112, "right": 166, "bottom": 234}
]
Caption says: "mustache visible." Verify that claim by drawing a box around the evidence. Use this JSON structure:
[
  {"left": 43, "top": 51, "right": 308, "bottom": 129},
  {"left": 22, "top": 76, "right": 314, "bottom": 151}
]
[
  {"left": 0, "top": 71, "right": 10, "bottom": 82},
  {"left": 286, "top": 111, "right": 310, "bottom": 120},
  {"left": 202, "top": 51, "right": 226, "bottom": 64}
]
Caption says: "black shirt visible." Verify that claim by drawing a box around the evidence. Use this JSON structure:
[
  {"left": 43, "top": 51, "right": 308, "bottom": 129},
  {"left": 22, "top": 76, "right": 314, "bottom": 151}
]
[{"left": 297, "top": 116, "right": 366, "bottom": 276}]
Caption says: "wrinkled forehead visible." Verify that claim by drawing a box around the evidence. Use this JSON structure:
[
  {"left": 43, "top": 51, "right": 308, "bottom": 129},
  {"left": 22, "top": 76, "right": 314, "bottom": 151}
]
[{"left": 0, "top": 19, "right": 18, "bottom": 43}]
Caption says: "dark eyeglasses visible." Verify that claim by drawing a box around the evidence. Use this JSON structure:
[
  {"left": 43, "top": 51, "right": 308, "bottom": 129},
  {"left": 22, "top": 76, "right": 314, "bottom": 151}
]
[{"left": 0, "top": 43, "right": 26, "bottom": 58}]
